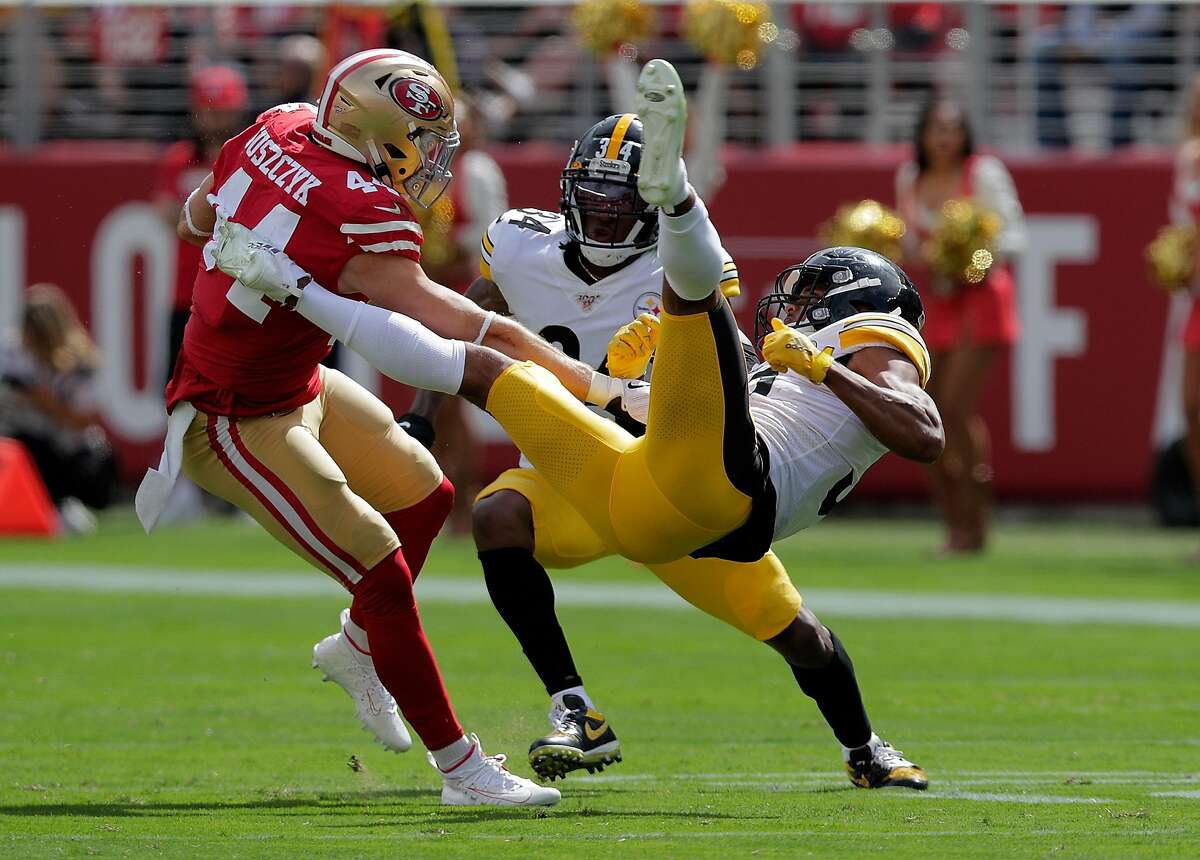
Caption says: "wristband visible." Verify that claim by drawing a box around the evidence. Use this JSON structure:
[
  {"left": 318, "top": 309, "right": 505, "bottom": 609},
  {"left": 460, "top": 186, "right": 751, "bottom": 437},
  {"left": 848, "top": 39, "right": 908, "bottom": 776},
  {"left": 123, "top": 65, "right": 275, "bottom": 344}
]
[
  {"left": 183, "top": 188, "right": 213, "bottom": 238},
  {"left": 474, "top": 311, "right": 496, "bottom": 345},
  {"left": 585, "top": 372, "right": 624, "bottom": 407}
]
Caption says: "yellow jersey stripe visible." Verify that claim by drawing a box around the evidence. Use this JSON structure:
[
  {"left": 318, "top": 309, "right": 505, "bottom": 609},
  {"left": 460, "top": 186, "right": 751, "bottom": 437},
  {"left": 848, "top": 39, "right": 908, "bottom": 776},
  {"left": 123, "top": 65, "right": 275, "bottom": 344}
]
[
  {"left": 723, "top": 261, "right": 737, "bottom": 271},
  {"left": 840, "top": 325, "right": 931, "bottom": 387},
  {"left": 481, "top": 230, "right": 495, "bottom": 255},
  {"left": 605, "top": 114, "right": 636, "bottom": 159},
  {"left": 479, "top": 257, "right": 493, "bottom": 280}
]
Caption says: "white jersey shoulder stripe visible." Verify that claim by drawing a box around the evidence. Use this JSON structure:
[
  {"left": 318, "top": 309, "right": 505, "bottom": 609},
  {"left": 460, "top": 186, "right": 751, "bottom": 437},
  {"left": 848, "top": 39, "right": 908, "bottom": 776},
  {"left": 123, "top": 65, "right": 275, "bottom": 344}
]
[
  {"left": 340, "top": 220, "right": 422, "bottom": 236},
  {"left": 359, "top": 239, "right": 421, "bottom": 253}
]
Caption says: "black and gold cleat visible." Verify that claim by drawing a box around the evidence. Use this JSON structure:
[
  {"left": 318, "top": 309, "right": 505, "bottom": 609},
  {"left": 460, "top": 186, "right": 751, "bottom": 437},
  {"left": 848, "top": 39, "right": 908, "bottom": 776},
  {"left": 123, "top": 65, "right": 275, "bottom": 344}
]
[
  {"left": 528, "top": 695, "right": 622, "bottom": 782},
  {"left": 845, "top": 735, "right": 928, "bottom": 790}
]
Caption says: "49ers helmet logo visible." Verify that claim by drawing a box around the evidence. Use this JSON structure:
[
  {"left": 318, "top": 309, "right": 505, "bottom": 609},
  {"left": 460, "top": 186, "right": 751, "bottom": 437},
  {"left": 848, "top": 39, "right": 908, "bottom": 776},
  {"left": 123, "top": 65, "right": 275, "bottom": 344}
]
[{"left": 390, "top": 78, "right": 443, "bottom": 120}]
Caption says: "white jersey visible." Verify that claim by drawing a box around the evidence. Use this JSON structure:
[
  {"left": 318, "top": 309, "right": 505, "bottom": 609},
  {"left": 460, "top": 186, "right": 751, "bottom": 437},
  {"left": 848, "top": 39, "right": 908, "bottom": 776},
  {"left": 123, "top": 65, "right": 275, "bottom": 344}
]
[
  {"left": 480, "top": 208, "right": 738, "bottom": 372},
  {"left": 748, "top": 312, "right": 932, "bottom": 542}
]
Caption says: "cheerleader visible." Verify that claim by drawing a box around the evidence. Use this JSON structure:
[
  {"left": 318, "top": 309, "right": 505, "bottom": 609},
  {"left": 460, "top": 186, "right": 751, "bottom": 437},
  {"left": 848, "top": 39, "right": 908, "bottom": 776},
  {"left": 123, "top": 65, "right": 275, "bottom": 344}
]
[{"left": 896, "top": 98, "right": 1026, "bottom": 555}]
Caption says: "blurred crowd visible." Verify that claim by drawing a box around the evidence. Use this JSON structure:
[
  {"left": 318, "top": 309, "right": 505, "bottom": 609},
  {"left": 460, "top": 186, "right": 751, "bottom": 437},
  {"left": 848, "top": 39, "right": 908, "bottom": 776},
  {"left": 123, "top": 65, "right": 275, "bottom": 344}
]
[{"left": 0, "top": 2, "right": 1190, "bottom": 150}]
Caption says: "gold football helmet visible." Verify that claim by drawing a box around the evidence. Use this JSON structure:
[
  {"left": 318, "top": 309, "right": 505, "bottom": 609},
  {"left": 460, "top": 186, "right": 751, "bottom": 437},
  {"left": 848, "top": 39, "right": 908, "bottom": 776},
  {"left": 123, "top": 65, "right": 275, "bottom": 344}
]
[{"left": 312, "top": 48, "right": 458, "bottom": 208}]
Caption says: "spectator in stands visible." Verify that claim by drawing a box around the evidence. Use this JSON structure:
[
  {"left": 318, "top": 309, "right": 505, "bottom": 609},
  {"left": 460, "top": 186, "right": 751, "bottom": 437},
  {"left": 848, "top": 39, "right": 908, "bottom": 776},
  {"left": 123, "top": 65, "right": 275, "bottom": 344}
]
[
  {"left": 405, "top": 96, "right": 508, "bottom": 533},
  {"left": 156, "top": 64, "right": 249, "bottom": 379},
  {"left": 895, "top": 98, "right": 1026, "bottom": 555},
  {"left": 0, "top": 284, "right": 116, "bottom": 534},
  {"left": 1034, "top": 3, "right": 1167, "bottom": 149},
  {"left": 257, "top": 34, "right": 327, "bottom": 114}
]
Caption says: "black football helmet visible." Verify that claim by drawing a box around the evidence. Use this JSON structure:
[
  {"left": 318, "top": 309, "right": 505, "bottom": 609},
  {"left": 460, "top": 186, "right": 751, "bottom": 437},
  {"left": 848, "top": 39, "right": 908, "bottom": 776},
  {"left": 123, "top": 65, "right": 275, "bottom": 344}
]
[
  {"left": 560, "top": 114, "right": 658, "bottom": 266},
  {"left": 754, "top": 246, "right": 925, "bottom": 345}
]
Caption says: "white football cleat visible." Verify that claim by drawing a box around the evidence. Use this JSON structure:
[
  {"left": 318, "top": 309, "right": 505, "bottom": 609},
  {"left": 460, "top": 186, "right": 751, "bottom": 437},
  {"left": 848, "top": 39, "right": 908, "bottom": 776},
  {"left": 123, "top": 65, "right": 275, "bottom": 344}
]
[
  {"left": 311, "top": 609, "right": 412, "bottom": 753},
  {"left": 635, "top": 59, "right": 688, "bottom": 208},
  {"left": 431, "top": 734, "right": 561, "bottom": 807},
  {"left": 212, "top": 216, "right": 310, "bottom": 303}
]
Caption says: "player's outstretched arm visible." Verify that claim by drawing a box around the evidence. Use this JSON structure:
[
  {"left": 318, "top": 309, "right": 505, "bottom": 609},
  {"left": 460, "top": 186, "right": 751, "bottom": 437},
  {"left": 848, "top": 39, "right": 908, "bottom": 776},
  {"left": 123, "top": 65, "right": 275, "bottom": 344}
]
[
  {"left": 401, "top": 276, "right": 512, "bottom": 447},
  {"left": 340, "top": 254, "right": 599, "bottom": 402},
  {"left": 825, "top": 347, "right": 944, "bottom": 464}
]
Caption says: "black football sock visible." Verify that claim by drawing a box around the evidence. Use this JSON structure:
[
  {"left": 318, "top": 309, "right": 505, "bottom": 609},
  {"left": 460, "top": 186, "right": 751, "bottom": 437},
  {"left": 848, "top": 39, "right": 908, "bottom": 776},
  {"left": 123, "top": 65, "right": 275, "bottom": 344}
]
[
  {"left": 789, "top": 629, "right": 873, "bottom": 749},
  {"left": 479, "top": 548, "right": 582, "bottom": 696}
]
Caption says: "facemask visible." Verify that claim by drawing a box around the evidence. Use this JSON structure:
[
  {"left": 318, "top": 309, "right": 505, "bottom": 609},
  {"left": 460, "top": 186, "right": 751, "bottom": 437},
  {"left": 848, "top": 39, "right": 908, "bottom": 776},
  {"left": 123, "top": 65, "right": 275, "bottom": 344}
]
[{"left": 579, "top": 243, "right": 642, "bottom": 269}]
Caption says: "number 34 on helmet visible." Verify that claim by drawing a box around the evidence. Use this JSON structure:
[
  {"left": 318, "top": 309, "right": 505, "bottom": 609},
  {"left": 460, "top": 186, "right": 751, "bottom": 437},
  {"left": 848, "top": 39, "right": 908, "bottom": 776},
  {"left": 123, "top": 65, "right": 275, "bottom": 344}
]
[{"left": 311, "top": 48, "right": 459, "bottom": 209}]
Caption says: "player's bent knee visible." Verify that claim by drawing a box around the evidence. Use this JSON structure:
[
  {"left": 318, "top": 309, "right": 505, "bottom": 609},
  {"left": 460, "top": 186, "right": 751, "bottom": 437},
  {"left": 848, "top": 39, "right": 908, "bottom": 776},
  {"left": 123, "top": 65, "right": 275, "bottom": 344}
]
[
  {"left": 765, "top": 607, "right": 835, "bottom": 669},
  {"left": 352, "top": 551, "right": 416, "bottom": 616},
  {"left": 458, "top": 344, "right": 515, "bottom": 409},
  {"left": 420, "top": 476, "right": 455, "bottom": 521},
  {"left": 472, "top": 490, "right": 535, "bottom": 552}
]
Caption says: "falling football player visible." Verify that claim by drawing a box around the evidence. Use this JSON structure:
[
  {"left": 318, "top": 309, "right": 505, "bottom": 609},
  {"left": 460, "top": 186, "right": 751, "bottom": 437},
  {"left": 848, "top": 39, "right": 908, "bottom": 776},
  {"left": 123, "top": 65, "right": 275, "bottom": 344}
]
[
  {"left": 213, "top": 58, "right": 944, "bottom": 793},
  {"left": 395, "top": 112, "right": 741, "bottom": 779}
]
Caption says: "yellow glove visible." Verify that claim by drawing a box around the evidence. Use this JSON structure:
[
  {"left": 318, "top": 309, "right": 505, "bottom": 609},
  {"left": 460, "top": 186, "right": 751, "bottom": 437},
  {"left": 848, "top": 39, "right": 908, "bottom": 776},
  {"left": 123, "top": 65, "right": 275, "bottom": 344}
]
[
  {"left": 761, "top": 317, "right": 835, "bottom": 383},
  {"left": 606, "top": 313, "right": 661, "bottom": 379}
]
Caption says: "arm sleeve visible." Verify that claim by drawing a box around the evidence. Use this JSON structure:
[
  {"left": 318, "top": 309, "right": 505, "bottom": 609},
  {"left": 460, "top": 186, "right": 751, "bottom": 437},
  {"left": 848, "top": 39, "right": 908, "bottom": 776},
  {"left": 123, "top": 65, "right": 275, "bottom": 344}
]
[
  {"left": 296, "top": 282, "right": 466, "bottom": 394},
  {"left": 972, "top": 156, "right": 1027, "bottom": 260}
]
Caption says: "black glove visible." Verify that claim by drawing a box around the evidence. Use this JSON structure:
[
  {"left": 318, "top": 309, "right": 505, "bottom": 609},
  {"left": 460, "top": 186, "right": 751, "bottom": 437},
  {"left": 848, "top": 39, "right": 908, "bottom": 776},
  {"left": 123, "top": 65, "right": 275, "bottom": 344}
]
[{"left": 397, "top": 412, "right": 436, "bottom": 450}]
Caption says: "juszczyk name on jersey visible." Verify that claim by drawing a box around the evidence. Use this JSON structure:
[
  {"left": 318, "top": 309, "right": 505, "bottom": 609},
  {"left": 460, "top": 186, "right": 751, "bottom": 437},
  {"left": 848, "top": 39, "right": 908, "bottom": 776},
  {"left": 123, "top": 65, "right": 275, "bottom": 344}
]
[{"left": 242, "top": 127, "right": 322, "bottom": 206}]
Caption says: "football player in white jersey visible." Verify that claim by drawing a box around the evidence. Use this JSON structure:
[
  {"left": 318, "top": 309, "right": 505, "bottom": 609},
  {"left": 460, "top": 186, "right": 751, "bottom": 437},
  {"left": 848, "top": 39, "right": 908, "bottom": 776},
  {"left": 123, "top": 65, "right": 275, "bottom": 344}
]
[
  {"left": 212, "top": 59, "right": 945, "bottom": 793},
  {"left": 397, "top": 113, "right": 740, "bottom": 781}
]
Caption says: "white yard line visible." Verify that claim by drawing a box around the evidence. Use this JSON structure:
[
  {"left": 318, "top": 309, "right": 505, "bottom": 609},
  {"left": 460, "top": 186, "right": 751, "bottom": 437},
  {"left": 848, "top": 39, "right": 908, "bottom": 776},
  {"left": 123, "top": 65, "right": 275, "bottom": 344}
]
[
  {"left": 1, "top": 829, "right": 1191, "bottom": 842},
  {"left": 2, "top": 564, "right": 1200, "bottom": 627}
]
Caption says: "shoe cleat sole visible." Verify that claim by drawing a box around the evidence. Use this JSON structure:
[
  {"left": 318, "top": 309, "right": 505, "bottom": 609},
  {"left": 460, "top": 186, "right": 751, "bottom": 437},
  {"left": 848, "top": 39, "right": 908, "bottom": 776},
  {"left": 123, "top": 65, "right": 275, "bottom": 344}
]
[{"left": 529, "top": 746, "right": 622, "bottom": 781}]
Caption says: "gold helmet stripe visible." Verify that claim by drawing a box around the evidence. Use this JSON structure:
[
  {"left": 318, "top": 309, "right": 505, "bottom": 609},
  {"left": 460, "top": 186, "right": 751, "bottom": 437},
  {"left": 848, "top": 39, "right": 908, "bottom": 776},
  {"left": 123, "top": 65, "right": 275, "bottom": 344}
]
[{"left": 604, "top": 114, "right": 637, "bottom": 160}]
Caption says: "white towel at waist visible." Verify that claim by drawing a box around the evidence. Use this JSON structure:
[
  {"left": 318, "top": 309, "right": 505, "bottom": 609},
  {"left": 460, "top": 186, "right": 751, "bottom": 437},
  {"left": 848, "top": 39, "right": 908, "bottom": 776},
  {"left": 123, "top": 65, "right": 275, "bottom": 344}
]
[{"left": 135, "top": 402, "right": 197, "bottom": 533}]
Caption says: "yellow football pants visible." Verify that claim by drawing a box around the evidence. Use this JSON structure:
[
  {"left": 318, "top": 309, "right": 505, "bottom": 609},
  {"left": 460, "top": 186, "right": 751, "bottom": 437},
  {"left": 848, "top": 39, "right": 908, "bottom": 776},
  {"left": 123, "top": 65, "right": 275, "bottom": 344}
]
[
  {"left": 182, "top": 366, "right": 443, "bottom": 589},
  {"left": 486, "top": 306, "right": 754, "bottom": 565},
  {"left": 482, "top": 301, "right": 803, "bottom": 640},
  {"left": 477, "top": 467, "right": 801, "bottom": 641}
]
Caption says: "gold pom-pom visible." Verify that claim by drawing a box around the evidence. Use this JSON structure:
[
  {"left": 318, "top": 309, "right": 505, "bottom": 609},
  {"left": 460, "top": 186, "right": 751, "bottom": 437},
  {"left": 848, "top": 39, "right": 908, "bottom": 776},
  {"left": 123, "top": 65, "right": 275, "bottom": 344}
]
[
  {"left": 684, "top": 0, "right": 773, "bottom": 69},
  {"left": 818, "top": 199, "right": 907, "bottom": 262},
  {"left": 572, "top": 0, "right": 655, "bottom": 58},
  {"left": 924, "top": 199, "right": 1002, "bottom": 286},
  {"left": 1145, "top": 224, "right": 1196, "bottom": 291},
  {"left": 415, "top": 195, "right": 457, "bottom": 268}
]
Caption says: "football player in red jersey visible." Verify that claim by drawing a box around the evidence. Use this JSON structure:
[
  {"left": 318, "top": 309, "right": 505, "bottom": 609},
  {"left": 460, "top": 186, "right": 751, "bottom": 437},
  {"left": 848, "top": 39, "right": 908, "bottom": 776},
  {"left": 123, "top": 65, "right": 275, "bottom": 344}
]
[{"left": 137, "top": 49, "right": 613, "bottom": 807}]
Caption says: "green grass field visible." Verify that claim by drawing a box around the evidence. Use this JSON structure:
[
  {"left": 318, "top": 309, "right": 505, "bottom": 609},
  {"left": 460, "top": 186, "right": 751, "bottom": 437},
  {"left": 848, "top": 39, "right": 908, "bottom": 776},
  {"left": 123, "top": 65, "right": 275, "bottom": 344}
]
[{"left": 1, "top": 511, "right": 1198, "bottom": 857}]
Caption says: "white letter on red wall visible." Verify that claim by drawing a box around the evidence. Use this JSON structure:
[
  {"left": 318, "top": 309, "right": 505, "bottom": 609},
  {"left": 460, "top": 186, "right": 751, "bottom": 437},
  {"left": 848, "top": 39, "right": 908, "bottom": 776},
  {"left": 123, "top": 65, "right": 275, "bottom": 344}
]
[
  {"left": 0, "top": 207, "right": 25, "bottom": 336},
  {"left": 90, "top": 204, "right": 173, "bottom": 440},
  {"left": 1013, "top": 216, "right": 1095, "bottom": 452}
]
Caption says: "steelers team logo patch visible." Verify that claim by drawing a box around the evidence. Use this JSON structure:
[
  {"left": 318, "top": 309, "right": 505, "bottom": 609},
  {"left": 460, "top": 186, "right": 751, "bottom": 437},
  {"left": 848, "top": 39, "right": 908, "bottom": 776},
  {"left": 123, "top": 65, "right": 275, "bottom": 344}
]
[
  {"left": 634, "top": 291, "right": 662, "bottom": 317},
  {"left": 390, "top": 78, "right": 444, "bottom": 121}
]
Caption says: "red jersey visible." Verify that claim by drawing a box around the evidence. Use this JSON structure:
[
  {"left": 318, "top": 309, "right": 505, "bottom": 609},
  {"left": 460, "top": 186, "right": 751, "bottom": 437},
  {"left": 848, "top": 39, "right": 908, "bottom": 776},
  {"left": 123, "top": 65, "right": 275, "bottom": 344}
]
[
  {"left": 166, "top": 103, "right": 424, "bottom": 416},
  {"left": 157, "top": 139, "right": 215, "bottom": 310}
]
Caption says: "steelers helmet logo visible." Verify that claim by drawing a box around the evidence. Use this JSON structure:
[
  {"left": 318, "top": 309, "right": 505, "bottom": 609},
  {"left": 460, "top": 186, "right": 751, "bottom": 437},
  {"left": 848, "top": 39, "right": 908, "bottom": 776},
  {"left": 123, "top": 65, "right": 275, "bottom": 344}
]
[
  {"left": 634, "top": 291, "right": 662, "bottom": 317},
  {"left": 390, "top": 78, "right": 443, "bottom": 121}
]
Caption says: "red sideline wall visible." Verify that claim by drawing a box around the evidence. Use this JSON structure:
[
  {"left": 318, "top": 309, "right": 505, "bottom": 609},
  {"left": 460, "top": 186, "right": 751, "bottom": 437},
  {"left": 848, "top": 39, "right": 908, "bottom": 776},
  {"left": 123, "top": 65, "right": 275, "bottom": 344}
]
[{"left": 0, "top": 142, "right": 1175, "bottom": 499}]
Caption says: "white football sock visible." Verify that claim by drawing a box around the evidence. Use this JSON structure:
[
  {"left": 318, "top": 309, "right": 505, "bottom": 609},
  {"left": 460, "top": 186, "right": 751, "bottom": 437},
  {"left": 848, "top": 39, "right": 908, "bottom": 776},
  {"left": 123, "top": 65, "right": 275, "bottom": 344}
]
[
  {"left": 658, "top": 194, "right": 725, "bottom": 302},
  {"left": 552, "top": 685, "right": 595, "bottom": 711},
  {"left": 342, "top": 614, "right": 371, "bottom": 657},
  {"left": 431, "top": 734, "right": 477, "bottom": 772},
  {"left": 296, "top": 283, "right": 466, "bottom": 394}
]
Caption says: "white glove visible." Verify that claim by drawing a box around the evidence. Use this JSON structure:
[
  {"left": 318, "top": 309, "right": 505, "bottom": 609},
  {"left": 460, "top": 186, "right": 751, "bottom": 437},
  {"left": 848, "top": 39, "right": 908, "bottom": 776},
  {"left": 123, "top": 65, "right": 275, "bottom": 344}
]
[
  {"left": 213, "top": 216, "right": 312, "bottom": 304},
  {"left": 618, "top": 379, "right": 651, "bottom": 424}
]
